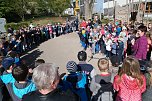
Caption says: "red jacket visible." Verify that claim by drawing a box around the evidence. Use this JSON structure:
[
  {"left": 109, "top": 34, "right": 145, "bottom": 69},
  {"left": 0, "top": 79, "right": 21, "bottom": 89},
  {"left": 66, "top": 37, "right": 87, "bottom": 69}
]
[
  {"left": 80, "top": 21, "right": 87, "bottom": 28},
  {"left": 113, "top": 74, "right": 146, "bottom": 101}
]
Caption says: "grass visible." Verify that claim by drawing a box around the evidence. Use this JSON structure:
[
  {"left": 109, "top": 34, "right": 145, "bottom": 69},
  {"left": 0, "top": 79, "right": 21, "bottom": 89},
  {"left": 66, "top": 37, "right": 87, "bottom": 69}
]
[
  {"left": 24, "top": 16, "right": 67, "bottom": 26},
  {"left": 5, "top": 16, "right": 68, "bottom": 31}
]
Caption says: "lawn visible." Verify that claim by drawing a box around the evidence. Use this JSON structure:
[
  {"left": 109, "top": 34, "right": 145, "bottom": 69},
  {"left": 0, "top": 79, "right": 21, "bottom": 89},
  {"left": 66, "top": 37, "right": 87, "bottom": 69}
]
[{"left": 26, "top": 16, "right": 67, "bottom": 26}]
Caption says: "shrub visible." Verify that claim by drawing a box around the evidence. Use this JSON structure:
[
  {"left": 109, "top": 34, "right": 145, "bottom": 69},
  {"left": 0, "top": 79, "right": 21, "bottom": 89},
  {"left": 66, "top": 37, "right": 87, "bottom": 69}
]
[
  {"left": 5, "top": 22, "right": 29, "bottom": 30},
  {"left": 101, "top": 18, "right": 109, "bottom": 24}
]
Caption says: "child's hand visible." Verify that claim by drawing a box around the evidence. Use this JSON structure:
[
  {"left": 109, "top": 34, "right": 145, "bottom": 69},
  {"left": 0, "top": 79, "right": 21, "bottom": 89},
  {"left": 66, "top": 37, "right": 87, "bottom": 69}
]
[{"left": 131, "top": 39, "right": 135, "bottom": 45}]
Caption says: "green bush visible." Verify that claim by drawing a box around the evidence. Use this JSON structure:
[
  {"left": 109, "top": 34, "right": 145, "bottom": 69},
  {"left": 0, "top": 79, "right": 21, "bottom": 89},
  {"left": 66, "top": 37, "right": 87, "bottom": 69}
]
[
  {"left": 101, "top": 18, "right": 109, "bottom": 24},
  {"left": 5, "top": 22, "right": 29, "bottom": 30}
]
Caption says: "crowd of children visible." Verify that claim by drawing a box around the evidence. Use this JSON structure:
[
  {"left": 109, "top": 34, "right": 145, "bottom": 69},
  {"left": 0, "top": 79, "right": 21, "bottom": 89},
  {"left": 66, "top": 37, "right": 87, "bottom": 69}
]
[
  {"left": 0, "top": 17, "right": 152, "bottom": 101},
  {"left": 1, "top": 50, "right": 152, "bottom": 101},
  {"left": 78, "top": 19, "right": 152, "bottom": 66},
  {"left": 0, "top": 21, "right": 76, "bottom": 58}
]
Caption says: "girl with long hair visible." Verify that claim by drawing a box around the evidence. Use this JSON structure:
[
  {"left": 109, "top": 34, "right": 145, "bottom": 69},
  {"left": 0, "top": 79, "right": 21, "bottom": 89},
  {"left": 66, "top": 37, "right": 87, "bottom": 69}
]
[{"left": 113, "top": 56, "right": 146, "bottom": 101}]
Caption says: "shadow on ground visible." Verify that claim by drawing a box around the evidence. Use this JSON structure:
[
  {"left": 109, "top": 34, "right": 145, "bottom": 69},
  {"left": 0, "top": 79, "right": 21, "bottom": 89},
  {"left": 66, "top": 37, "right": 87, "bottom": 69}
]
[{"left": 21, "top": 49, "right": 43, "bottom": 68}]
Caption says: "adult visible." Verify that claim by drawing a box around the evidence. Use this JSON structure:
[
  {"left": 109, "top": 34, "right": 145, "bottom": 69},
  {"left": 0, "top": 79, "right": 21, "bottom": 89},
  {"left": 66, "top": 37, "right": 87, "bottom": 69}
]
[
  {"left": 131, "top": 25, "right": 148, "bottom": 60},
  {"left": 22, "top": 63, "right": 78, "bottom": 101}
]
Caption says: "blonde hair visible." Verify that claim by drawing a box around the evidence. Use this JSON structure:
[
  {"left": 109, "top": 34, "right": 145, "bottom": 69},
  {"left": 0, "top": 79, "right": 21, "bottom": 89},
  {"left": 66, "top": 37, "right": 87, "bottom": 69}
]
[{"left": 98, "top": 58, "right": 109, "bottom": 72}]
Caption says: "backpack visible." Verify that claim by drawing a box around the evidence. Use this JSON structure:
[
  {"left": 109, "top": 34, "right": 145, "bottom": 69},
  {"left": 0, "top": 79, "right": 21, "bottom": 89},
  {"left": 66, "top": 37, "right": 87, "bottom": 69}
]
[
  {"left": 92, "top": 82, "right": 115, "bottom": 101},
  {"left": 90, "top": 75, "right": 115, "bottom": 101},
  {"left": 64, "top": 73, "right": 88, "bottom": 101},
  {"left": 64, "top": 73, "right": 87, "bottom": 89}
]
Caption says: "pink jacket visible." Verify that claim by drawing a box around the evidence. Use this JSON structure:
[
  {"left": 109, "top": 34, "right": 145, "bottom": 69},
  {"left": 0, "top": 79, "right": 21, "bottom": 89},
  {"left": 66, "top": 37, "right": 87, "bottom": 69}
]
[{"left": 113, "top": 74, "right": 146, "bottom": 101}]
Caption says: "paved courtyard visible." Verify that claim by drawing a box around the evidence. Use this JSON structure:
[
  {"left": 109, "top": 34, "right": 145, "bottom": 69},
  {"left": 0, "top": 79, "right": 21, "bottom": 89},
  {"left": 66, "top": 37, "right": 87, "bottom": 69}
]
[{"left": 22, "top": 32, "right": 116, "bottom": 75}]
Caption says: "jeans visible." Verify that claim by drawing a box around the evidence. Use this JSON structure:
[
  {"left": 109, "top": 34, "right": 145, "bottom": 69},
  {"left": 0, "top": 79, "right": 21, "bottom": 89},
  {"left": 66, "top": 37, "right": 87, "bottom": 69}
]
[{"left": 106, "top": 50, "right": 111, "bottom": 58}]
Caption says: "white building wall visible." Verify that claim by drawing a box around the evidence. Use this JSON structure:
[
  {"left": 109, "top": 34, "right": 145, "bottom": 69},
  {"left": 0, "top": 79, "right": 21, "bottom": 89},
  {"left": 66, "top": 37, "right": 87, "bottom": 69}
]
[{"left": 103, "top": 1, "right": 114, "bottom": 9}]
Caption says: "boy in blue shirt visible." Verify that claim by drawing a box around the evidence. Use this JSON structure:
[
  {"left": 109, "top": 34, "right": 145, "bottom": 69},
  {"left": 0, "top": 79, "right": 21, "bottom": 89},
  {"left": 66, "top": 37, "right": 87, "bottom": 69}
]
[{"left": 0, "top": 57, "right": 36, "bottom": 101}]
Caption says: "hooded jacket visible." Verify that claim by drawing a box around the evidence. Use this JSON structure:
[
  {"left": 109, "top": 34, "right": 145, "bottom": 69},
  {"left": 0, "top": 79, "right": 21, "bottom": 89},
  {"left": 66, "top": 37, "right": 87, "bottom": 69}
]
[{"left": 113, "top": 74, "right": 146, "bottom": 101}]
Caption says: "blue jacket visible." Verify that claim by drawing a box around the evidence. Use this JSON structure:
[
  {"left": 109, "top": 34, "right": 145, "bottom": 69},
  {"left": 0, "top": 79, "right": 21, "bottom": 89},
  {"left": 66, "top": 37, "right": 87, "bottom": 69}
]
[{"left": 0, "top": 72, "right": 36, "bottom": 101}]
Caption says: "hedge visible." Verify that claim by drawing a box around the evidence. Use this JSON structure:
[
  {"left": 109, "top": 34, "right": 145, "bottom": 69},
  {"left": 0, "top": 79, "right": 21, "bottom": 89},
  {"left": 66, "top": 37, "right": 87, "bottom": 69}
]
[
  {"left": 101, "top": 18, "right": 110, "bottom": 24},
  {"left": 5, "top": 22, "right": 29, "bottom": 30}
]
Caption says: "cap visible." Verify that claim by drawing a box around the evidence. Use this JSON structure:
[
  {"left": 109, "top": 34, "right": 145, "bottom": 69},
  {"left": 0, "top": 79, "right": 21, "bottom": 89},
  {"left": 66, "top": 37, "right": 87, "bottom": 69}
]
[{"left": 2, "top": 57, "right": 14, "bottom": 70}]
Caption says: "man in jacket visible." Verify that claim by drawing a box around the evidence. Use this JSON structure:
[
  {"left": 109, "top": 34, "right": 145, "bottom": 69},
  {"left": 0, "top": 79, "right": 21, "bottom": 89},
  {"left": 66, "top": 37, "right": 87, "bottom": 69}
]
[{"left": 22, "top": 63, "right": 79, "bottom": 101}]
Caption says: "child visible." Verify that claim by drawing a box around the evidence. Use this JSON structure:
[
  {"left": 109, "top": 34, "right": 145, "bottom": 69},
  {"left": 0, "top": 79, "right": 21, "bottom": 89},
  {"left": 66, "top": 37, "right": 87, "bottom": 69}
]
[
  {"left": 0, "top": 57, "right": 36, "bottom": 101},
  {"left": 11, "top": 64, "right": 36, "bottom": 101},
  {"left": 0, "top": 56, "right": 5, "bottom": 101},
  {"left": 113, "top": 56, "right": 146, "bottom": 101},
  {"left": 77, "top": 51, "right": 96, "bottom": 79},
  {"left": 105, "top": 35, "right": 112, "bottom": 58},
  {"left": 90, "top": 58, "right": 114, "bottom": 101},
  {"left": 7, "top": 51, "right": 20, "bottom": 65},
  {"left": 77, "top": 51, "right": 96, "bottom": 100},
  {"left": 142, "top": 61, "right": 152, "bottom": 101},
  {"left": 35, "top": 59, "right": 45, "bottom": 67},
  {"left": 64, "top": 61, "right": 88, "bottom": 101}
]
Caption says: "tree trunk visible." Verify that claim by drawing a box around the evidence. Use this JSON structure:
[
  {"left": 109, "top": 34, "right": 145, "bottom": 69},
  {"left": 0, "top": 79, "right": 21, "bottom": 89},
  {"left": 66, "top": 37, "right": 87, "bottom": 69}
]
[
  {"left": 22, "top": 14, "right": 25, "bottom": 22},
  {"left": 84, "top": 1, "right": 92, "bottom": 20}
]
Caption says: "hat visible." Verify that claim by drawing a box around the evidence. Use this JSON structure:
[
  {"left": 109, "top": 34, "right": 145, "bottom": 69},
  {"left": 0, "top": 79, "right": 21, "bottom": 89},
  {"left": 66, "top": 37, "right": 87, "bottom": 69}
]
[
  {"left": 66, "top": 61, "right": 78, "bottom": 73},
  {"left": 122, "top": 26, "right": 127, "bottom": 30},
  {"left": 2, "top": 57, "right": 14, "bottom": 70}
]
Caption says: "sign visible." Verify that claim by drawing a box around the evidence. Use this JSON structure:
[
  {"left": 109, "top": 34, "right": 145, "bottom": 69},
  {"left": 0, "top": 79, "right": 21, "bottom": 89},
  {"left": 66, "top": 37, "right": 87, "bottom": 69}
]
[{"left": 0, "top": 18, "right": 6, "bottom": 33}]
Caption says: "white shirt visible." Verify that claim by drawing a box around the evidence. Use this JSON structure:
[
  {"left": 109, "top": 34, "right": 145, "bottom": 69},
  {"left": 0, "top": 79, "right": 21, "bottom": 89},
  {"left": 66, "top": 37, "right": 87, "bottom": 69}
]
[{"left": 105, "top": 39, "right": 112, "bottom": 51}]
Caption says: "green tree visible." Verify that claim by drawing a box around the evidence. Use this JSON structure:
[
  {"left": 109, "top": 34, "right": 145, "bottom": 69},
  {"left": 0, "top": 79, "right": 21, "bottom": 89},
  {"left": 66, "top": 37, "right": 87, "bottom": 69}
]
[
  {"left": 0, "top": 0, "right": 13, "bottom": 17},
  {"left": 11, "top": 0, "right": 31, "bottom": 21},
  {"left": 0, "top": 0, "right": 71, "bottom": 21},
  {"left": 33, "top": 0, "right": 70, "bottom": 16},
  {"left": 49, "top": 0, "right": 71, "bottom": 16}
]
